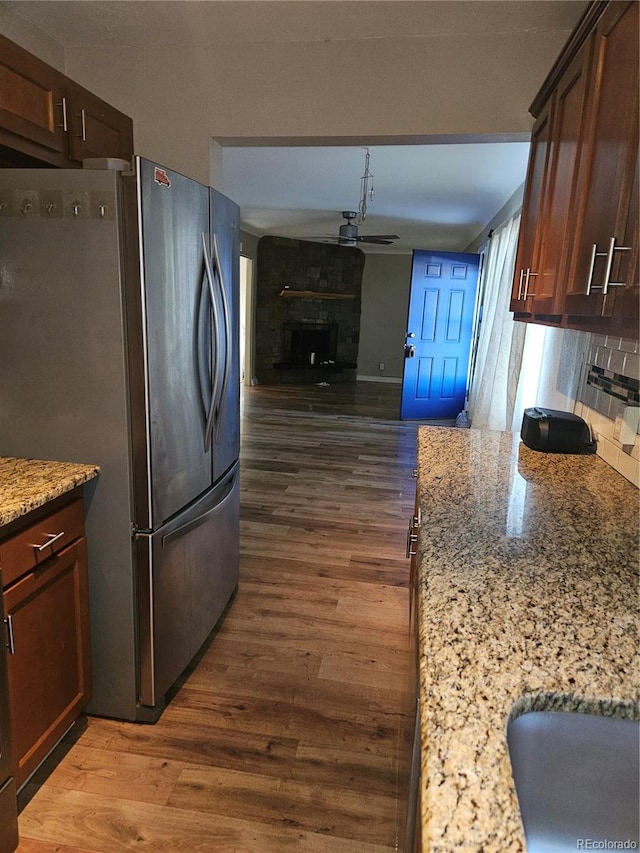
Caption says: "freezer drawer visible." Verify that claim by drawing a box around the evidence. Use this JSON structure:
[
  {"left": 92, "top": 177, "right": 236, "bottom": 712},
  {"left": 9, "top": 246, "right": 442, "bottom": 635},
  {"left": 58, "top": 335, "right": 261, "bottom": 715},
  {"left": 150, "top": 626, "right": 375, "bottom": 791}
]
[{"left": 136, "top": 462, "right": 239, "bottom": 716}]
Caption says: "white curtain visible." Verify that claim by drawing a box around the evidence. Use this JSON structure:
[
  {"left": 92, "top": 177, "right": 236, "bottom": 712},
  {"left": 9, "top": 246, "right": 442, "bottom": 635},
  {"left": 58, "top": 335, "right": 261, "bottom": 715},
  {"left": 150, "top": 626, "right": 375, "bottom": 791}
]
[{"left": 467, "top": 213, "right": 525, "bottom": 431}]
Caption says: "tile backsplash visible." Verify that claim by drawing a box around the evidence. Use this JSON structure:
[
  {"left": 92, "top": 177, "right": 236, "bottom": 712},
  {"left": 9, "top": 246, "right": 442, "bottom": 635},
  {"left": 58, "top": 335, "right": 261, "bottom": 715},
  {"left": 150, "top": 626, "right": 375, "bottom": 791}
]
[{"left": 575, "top": 334, "right": 640, "bottom": 488}]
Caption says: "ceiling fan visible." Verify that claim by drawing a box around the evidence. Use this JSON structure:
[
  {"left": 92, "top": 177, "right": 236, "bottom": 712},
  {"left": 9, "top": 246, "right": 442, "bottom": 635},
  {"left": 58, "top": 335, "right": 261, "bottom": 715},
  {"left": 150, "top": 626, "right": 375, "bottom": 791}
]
[{"left": 324, "top": 211, "right": 399, "bottom": 247}]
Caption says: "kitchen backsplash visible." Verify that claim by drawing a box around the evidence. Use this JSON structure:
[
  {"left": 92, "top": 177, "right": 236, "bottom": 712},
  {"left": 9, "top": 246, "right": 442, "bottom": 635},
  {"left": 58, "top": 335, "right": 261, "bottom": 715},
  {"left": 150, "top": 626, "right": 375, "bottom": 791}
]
[{"left": 575, "top": 334, "right": 640, "bottom": 488}]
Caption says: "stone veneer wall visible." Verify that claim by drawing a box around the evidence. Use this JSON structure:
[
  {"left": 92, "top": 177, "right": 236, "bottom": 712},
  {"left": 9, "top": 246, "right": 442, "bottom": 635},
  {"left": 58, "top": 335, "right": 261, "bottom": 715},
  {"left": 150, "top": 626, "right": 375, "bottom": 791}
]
[{"left": 255, "top": 236, "right": 365, "bottom": 385}]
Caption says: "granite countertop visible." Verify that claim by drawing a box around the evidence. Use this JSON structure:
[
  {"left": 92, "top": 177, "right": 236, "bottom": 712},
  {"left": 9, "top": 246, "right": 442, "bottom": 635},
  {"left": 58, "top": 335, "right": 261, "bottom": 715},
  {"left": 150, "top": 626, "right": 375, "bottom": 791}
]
[
  {"left": 0, "top": 457, "right": 99, "bottom": 528},
  {"left": 416, "top": 427, "right": 639, "bottom": 852}
]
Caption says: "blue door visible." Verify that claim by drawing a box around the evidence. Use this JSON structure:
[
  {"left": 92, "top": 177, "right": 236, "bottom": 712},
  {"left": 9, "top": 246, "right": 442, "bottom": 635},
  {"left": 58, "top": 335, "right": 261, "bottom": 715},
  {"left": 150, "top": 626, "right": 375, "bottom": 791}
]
[{"left": 400, "top": 250, "right": 479, "bottom": 420}]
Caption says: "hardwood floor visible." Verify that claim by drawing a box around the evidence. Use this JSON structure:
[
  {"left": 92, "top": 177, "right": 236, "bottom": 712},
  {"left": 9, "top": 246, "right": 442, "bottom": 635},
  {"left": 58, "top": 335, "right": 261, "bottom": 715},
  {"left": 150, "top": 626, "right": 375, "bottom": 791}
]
[{"left": 15, "top": 382, "right": 418, "bottom": 853}]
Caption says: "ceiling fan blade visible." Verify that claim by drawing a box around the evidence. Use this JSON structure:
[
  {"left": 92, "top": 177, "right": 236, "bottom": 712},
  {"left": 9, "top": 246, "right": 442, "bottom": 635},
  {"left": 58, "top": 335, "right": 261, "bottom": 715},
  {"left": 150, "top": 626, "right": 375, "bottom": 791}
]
[{"left": 357, "top": 235, "right": 399, "bottom": 245}]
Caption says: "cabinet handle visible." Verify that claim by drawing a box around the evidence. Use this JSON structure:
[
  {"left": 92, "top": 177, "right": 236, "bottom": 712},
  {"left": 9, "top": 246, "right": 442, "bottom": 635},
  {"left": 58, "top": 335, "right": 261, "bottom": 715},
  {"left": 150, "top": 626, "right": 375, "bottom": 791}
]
[
  {"left": 523, "top": 270, "right": 537, "bottom": 299},
  {"left": 586, "top": 243, "right": 601, "bottom": 294},
  {"left": 4, "top": 616, "right": 15, "bottom": 655},
  {"left": 406, "top": 512, "right": 421, "bottom": 558},
  {"left": 55, "top": 97, "right": 68, "bottom": 132},
  {"left": 585, "top": 239, "right": 630, "bottom": 295},
  {"left": 517, "top": 269, "right": 537, "bottom": 300},
  {"left": 75, "top": 109, "right": 87, "bottom": 141},
  {"left": 602, "top": 236, "right": 631, "bottom": 294},
  {"left": 406, "top": 528, "right": 418, "bottom": 558},
  {"left": 30, "top": 531, "right": 65, "bottom": 552}
]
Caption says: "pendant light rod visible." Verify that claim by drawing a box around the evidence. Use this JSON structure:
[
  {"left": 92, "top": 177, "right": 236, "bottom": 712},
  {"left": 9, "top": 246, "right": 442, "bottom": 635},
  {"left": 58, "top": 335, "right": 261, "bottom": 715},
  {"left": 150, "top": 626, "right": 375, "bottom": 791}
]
[{"left": 356, "top": 147, "right": 375, "bottom": 225}]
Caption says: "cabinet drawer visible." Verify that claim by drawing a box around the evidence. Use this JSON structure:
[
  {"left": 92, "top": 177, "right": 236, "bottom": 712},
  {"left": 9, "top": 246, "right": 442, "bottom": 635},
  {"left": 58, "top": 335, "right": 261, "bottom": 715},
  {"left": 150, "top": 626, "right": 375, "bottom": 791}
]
[{"left": 0, "top": 498, "right": 84, "bottom": 589}]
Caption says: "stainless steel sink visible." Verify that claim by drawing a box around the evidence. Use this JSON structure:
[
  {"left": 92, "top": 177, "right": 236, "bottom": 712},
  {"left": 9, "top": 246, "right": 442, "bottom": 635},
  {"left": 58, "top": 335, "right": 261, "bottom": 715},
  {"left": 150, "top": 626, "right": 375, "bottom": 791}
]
[{"left": 507, "top": 710, "right": 639, "bottom": 852}]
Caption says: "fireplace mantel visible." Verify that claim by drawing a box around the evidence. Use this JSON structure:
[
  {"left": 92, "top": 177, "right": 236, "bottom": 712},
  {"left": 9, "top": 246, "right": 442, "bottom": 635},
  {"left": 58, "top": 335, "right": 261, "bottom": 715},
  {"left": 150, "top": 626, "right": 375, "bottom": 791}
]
[{"left": 278, "top": 289, "right": 355, "bottom": 300}]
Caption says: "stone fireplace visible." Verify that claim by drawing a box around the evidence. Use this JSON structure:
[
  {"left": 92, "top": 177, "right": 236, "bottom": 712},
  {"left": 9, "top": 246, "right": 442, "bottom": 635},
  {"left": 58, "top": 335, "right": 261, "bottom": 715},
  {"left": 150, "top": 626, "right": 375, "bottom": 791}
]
[
  {"left": 282, "top": 322, "right": 338, "bottom": 366},
  {"left": 255, "top": 236, "right": 365, "bottom": 384}
]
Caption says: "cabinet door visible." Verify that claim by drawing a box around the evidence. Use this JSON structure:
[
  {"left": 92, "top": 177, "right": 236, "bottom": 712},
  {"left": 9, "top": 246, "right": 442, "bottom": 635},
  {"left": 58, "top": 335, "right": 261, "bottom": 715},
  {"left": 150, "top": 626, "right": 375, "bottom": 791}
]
[
  {"left": 64, "top": 85, "right": 134, "bottom": 164},
  {"left": 510, "top": 98, "right": 554, "bottom": 314},
  {"left": 563, "top": 0, "right": 639, "bottom": 318},
  {"left": 607, "top": 145, "right": 639, "bottom": 334},
  {"left": 4, "top": 538, "right": 91, "bottom": 788},
  {"left": 0, "top": 571, "right": 18, "bottom": 853},
  {"left": 532, "top": 36, "right": 595, "bottom": 315},
  {"left": 0, "top": 34, "right": 66, "bottom": 165}
]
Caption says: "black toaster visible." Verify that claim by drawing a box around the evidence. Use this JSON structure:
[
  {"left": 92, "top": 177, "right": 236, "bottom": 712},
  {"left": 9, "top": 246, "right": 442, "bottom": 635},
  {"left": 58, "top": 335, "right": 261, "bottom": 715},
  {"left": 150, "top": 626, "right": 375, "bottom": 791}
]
[{"left": 520, "top": 407, "right": 595, "bottom": 454}]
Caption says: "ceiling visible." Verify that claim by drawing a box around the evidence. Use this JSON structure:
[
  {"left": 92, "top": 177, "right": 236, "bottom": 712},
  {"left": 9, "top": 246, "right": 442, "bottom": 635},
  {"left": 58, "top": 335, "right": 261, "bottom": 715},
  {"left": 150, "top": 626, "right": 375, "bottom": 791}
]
[
  {"left": 219, "top": 141, "right": 531, "bottom": 254},
  {"left": 4, "top": 0, "right": 588, "bottom": 254}
]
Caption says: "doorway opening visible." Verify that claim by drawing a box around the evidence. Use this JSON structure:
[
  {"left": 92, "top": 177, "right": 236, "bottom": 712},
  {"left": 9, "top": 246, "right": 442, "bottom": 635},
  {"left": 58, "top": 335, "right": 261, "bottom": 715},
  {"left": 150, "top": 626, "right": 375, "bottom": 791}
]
[
  {"left": 214, "top": 133, "right": 529, "bottom": 409},
  {"left": 239, "top": 254, "right": 255, "bottom": 386}
]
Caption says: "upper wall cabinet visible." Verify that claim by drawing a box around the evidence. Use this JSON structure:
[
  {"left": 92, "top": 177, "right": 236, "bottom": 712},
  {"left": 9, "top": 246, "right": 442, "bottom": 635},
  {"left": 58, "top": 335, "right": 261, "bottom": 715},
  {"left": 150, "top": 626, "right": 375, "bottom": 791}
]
[
  {"left": 62, "top": 83, "right": 134, "bottom": 164},
  {"left": 562, "top": 1, "right": 639, "bottom": 335},
  {"left": 511, "top": 0, "right": 639, "bottom": 339},
  {"left": 0, "top": 34, "right": 133, "bottom": 168},
  {"left": 511, "top": 37, "right": 595, "bottom": 318},
  {"left": 0, "top": 35, "right": 66, "bottom": 165},
  {"left": 510, "top": 98, "right": 555, "bottom": 315}
]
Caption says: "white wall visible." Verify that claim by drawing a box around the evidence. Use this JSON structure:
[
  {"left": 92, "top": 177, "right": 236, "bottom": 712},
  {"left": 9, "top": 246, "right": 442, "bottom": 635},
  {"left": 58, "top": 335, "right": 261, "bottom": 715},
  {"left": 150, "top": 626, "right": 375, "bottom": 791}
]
[
  {"left": 357, "top": 253, "right": 412, "bottom": 381},
  {"left": 0, "top": 4, "right": 64, "bottom": 70},
  {"left": 0, "top": 3, "right": 579, "bottom": 184},
  {"left": 465, "top": 183, "right": 525, "bottom": 254}
]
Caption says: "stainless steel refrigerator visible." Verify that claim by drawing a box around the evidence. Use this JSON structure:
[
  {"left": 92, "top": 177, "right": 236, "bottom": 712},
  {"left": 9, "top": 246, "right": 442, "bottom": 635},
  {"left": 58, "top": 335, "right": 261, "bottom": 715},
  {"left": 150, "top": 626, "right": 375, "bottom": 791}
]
[{"left": 0, "top": 158, "right": 240, "bottom": 721}]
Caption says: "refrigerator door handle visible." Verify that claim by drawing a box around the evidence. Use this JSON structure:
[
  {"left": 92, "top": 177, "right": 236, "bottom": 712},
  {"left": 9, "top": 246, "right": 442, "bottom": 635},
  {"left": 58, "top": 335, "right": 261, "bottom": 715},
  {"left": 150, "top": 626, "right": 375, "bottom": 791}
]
[
  {"left": 161, "top": 463, "right": 238, "bottom": 546},
  {"left": 211, "top": 231, "right": 232, "bottom": 440},
  {"left": 195, "top": 268, "right": 211, "bottom": 425},
  {"left": 202, "top": 232, "right": 222, "bottom": 452}
]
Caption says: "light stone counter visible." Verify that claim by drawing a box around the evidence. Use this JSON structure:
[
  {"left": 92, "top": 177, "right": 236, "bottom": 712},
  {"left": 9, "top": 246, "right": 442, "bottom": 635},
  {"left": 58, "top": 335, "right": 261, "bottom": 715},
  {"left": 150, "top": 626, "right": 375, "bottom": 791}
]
[
  {"left": 0, "top": 456, "right": 99, "bottom": 528},
  {"left": 416, "top": 426, "right": 639, "bottom": 852}
]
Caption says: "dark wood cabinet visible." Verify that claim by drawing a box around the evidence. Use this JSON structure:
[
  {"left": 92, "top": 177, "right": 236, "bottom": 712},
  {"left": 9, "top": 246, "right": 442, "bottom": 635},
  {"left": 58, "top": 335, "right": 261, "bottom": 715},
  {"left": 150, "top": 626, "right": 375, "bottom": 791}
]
[
  {"left": 534, "top": 37, "right": 595, "bottom": 316},
  {"left": 609, "top": 148, "right": 640, "bottom": 327},
  {"left": 0, "top": 577, "right": 18, "bottom": 853},
  {"left": 63, "top": 83, "right": 134, "bottom": 164},
  {"left": 512, "top": 0, "right": 639, "bottom": 338},
  {"left": 1, "top": 494, "right": 91, "bottom": 788},
  {"left": 0, "top": 35, "right": 66, "bottom": 166},
  {"left": 402, "top": 498, "right": 422, "bottom": 852},
  {"left": 562, "top": 0, "right": 639, "bottom": 333},
  {"left": 510, "top": 98, "right": 555, "bottom": 315},
  {"left": 0, "top": 34, "right": 133, "bottom": 168}
]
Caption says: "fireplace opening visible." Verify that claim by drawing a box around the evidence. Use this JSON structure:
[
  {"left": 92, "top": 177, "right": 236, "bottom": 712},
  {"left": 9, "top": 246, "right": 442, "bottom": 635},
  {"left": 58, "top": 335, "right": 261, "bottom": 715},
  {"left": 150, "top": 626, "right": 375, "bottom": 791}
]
[{"left": 282, "top": 322, "right": 338, "bottom": 365}]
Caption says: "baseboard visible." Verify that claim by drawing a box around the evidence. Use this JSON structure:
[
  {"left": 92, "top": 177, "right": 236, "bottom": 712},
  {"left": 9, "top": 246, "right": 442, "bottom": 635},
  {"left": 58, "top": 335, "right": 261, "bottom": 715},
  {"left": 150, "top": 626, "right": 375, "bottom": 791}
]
[{"left": 357, "top": 375, "right": 402, "bottom": 384}]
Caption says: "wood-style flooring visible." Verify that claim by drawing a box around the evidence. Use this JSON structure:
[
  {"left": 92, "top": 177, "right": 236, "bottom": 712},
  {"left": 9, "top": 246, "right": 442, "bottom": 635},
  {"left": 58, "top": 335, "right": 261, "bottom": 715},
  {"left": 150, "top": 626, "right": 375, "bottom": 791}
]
[{"left": 15, "top": 381, "right": 418, "bottom": 853}]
